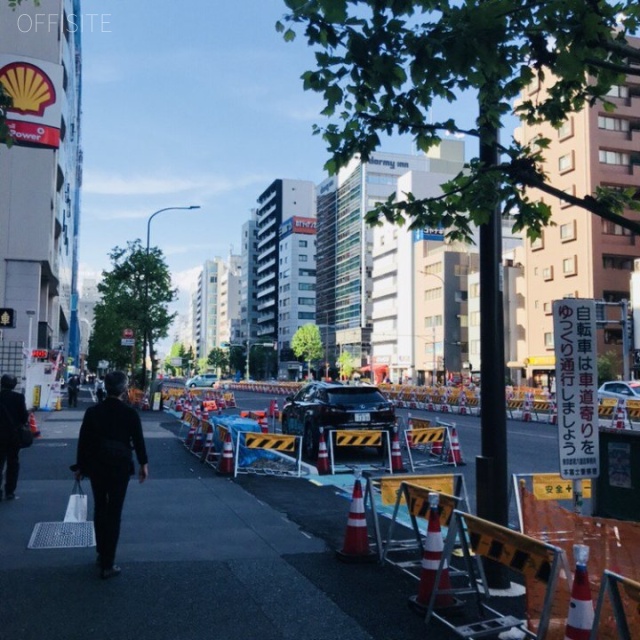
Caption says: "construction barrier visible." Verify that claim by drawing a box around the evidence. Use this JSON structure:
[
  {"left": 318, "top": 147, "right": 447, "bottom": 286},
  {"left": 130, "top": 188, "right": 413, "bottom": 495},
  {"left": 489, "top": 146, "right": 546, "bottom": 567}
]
[
  {"left": 327, "top": 429, "right": 391, "bottom": 474},
  {"left": 362, "top": 472, "right": 470, "bottom": 564},
  {"left": 403, "top": 423, "right": 453, "bottom": 471},
  {"left": 591, "top": 570, "right": 640, "bottom": 640},
  {"left": 426, "top": 510, "right": 569, "bottom": 639},
  {"left": 234, "top": 431, "right": 302, "bottom": 478}
]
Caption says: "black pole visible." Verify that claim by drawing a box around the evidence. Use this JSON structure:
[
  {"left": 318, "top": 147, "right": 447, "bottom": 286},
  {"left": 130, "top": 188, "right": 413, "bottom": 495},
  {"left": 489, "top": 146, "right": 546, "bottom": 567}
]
[{"left": 477, "top": 91, "right": 510, "bottom": 589}]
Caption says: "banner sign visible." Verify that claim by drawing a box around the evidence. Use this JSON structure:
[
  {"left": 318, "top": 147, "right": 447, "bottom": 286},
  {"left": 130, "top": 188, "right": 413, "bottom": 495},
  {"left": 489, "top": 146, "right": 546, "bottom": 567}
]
[{"left": 552, "top": 299, "right": 599, "bottom": 479}]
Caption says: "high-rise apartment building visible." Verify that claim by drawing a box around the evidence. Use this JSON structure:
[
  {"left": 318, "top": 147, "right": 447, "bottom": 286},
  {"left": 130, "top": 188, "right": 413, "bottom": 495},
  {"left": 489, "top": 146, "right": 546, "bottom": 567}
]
[
  {"left": 0, "top": 1, "right": 82, "bottom": 366},
  {"left": 516, "top": 39, "right": 640, "bottom": 385},
  {"left": 254, "top": 179, "right": 316, "bottom": 349},
  {"left": 240, "top": 210, "right": 259, "bottom": 344}
]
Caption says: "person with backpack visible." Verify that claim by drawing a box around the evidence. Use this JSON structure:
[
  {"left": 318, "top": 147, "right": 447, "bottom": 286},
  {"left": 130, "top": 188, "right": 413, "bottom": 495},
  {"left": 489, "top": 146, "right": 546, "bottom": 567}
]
[
  {"left": 73, "top": 371, "right": 149, "bottom": 579},
  {"left": 0, "top": 374, "right": 29, "bottom": 500},
  {"left": 95, "top": 377, "right": 106, "bottom": 403}
]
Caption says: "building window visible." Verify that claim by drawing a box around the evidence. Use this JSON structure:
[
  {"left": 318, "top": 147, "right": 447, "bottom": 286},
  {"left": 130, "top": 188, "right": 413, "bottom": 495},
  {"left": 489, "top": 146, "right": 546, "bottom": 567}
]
[
  {"left": 425, "top": 315, "right": 443, "bottom": 328},
  {"left": 599, "top": 150, "right": 629, "bottom": 165},
  {"left": 543, "top": 302, "right": 552, "bottom": 315},
  {"left": 298, "top": 282, "right": 315, "bottom": 291},
  {"left": 544, "top": 332, "right": 554, "bottom": 348},
  {"left": 598, "top": 116, "right": 630, "bottom": 132},
  {"left": 469, "top": 283, "right": 480, "bottom": 298},
  {"left": 298, "top": 297, "right": 315, "bottom": 306},
  {"left": 602, "top": 219, "right": 632, "bottom": 236},
  {"left": 542, "top": 266, "right": 554, "bottom": 281},
  {"left": 560, "top": 221, "right": 576, "bottom": 242},
  {"left": 531, "top": 234, "right": 544, "bottom": 251},
  {"left": 299, "top": 268, "right": 316, "bottom": 277},
  {"left": 602, "top": 255, "right": 634, "bottom": 270},
  {"left": 424, "top": 287, "right": 443, "bottom": 301},
  {"left": 470, "top": 311, "right": 480, "bottom": 326},
  {"left": 558, "top": 118, "right": 574, "bottom": 140},
  {"left": 606, "top": 85, "right": 629, "bottom": 99},
  {"left": 558, "top": 152, "right": 574, "bottom": 173},
  {"left": 562, "top": 256, "right": 577, "bottom": 276},
  {"left": 298, "top": 254, "right": 308, "bottom": 262},
  {"left": 299, "top": 240, "right": 308, "bottom": 248},
  {"left": 298, "top": 311, "right": 315, "bottom": 320}
]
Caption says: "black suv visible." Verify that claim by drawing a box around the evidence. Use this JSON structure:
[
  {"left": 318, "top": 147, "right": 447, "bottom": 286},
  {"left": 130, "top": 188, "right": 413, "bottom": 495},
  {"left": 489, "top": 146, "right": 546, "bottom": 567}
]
[{"left": 281, "top": 381, "right": 396, "bottom": 460}]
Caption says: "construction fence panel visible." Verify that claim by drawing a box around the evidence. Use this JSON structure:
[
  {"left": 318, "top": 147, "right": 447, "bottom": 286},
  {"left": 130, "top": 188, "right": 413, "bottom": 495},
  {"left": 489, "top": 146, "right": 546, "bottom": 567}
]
[
  {"left": 591, "top": 570, "right": 640, "bottom": 640},
  {"left": 327, "top": 429, "right": 391, "bottom": 474}
]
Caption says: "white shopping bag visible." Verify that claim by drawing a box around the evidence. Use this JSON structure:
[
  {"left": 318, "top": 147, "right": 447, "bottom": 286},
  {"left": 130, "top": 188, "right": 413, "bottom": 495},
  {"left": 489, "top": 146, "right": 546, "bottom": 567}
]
[{"left": 64, "top": 481, "right": 88, "bottom": 522}]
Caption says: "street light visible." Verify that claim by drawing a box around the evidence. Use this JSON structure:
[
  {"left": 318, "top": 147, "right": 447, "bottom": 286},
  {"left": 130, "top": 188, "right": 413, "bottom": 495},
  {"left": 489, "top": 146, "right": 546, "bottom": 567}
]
[
  {"left": 142, "top": 205, "right": 200, "bottom": 388},
  {"left": 26, "top": 310, "right": 35, "bottom": 364}
]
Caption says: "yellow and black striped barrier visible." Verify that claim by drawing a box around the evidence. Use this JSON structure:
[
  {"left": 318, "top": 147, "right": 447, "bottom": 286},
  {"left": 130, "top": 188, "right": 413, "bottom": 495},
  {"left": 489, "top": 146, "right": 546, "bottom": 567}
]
[
  {"left": 244, "top": 432, "right": 297, "bottom": 452},
  {"left": 327, "top": 429, "right": 391, "bottom": 474},
  {"left": 334, "top": 430, "right": 383, "bottom": 447},
  {"left": 233, "top": 430, "right": 302, "bottom": 478}
]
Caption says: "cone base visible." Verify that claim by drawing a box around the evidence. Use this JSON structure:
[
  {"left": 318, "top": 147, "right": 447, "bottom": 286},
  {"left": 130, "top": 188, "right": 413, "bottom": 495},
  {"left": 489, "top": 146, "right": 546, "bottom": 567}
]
[
  {"left": 408, "top": 594, "right": 464, "bottom": 615},
  {"left": 336, "top": 549, "right": 377, "bottom": 564}
]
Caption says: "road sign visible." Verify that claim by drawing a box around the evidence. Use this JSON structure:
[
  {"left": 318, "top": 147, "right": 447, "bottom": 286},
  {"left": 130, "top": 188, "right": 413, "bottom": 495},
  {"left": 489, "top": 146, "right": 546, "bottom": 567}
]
[
  {"left": 121, "top": 338, "right": 135, "bottom": 347},
  {"left": 122, "top": 328, "right": 134, "bottom": 338},
  {"left": 0, "top": 308, "right": 15, "bottom": 328},
  {"left": 552, "top": 299, "right": 599, "bottom": 480}
]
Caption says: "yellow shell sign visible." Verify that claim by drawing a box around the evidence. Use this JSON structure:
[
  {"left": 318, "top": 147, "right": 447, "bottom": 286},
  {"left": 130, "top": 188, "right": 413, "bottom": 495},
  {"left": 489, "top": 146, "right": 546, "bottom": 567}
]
[{"left": 0, "top": 62, "right": 56, "bottom": 117}]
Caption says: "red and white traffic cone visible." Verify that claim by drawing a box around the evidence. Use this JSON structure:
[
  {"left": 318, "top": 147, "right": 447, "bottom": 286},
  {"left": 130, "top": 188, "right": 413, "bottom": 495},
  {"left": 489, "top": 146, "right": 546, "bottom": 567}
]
[
  {"left": 447, "top": 426, "right": 465, "bottom": 465},
  {"left": 431, "top": 425, "right": 443, "bottom": 457},
  {"left": 216, "top": 431, "right": 235, "bottom": 477},
  {"left": 549, "top": 398, "right": 558, "bottom": 425},
  {"left": 458, "top": 392, "right": 467, "bottom": 415},
  {"left": 336, "top": 474, "right": 376, "bottom": 563},
  {"left": 613, "top": 402, "right": 626, "bottom": 429},
  {"left": 316, "top": 427, "right": 330, "bottom": 475},
  {"left": 406, "top": 413, "right": 418, "bottom": 449},
  {"left": 409, "top": 492, "right": 456, "bottom": 613},
  {"left": 564, "top": 544, "right": 594, "bottom": 640},
  {"left": 522, "top": 394, "right": 532, "bottom": 422},
  {"left": 28, "top": 412, "right": 41, "bottom": 438},
  {"left": 390, "top": 426, "right": 406, "bottom": 473}
]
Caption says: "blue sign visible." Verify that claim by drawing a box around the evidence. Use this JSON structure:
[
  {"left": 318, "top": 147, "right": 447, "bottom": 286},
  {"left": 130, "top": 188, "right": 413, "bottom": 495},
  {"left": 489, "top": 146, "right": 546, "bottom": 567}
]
[{"left": 413, "top": 227, "right": 445, "bottom": 242}]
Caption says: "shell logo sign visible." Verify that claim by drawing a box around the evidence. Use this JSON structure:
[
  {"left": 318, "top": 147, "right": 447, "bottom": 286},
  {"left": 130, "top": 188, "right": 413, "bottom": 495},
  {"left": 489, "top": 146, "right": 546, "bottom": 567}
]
[{"left": 0, "top": 62, "right": 56, "bottom": 117}]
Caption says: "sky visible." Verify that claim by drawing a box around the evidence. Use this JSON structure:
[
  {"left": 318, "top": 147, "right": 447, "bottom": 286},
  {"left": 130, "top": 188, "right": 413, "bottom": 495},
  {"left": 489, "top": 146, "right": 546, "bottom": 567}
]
[{"left": 77, "top": 1, "right": 480, "bottom": 353}]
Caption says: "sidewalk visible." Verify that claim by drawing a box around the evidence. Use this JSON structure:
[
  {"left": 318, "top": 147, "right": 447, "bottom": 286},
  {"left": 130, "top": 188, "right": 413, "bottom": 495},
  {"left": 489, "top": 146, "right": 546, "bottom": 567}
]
[{"left": 0, "top": 395, "right": 438, "bottom": 640}]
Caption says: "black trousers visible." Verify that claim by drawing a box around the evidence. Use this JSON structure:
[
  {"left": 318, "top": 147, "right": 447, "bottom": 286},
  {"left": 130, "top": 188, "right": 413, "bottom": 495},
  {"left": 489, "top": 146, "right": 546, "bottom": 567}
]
[
  {"left": 89, "top": 466, "right": 130, "bottom": 569},
  {"left": 0, "top": 441, "right": 20, "bottom": 496}
]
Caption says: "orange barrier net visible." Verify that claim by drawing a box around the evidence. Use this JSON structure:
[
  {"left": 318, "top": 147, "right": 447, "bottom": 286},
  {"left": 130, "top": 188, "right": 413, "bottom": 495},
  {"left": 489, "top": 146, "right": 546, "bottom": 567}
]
[{"left": 521, "top": 485, "right": 640, "bottom": 638}]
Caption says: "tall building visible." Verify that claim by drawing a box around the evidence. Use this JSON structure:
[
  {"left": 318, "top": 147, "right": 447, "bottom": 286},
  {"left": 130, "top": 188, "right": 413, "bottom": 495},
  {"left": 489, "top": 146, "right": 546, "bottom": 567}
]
[
  {"left": 217, "top": 253, "right": 242, "bottom": 347},
  {"left": 516, "top": 39, "right": 640, "bottom": 385},
  {"left": 254, "top": 178, "right": 316, "bottom": 348},
  {"left": 240, "top": 209, "right": 259, "bottom": 344},
  {"left": 0, "top": 1, "right": 82, "bottom": 366}
]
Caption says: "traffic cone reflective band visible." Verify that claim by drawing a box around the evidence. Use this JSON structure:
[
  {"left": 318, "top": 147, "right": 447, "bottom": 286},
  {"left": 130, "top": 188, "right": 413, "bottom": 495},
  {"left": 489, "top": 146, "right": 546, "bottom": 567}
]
[
  {"left": 316, "top": 427, "right": 330, "bottom": 475},
  {"left": 216, "top": 432, "right": 235, "bottom": 476},
  {"left": 268, "top": 398, "right": 278, "bottom": 418},
  {"left": 390, "top": 426, "right": 405, "bottom": 473},
  {"left": 458, "top": 392, "right": 467, "bottom": 415},
  {"left": 522, "top": 394, "right": 532, "bottom": 421},
  {"left": 28, "top": 412, "right": 41, "bottom": 438},
  {"left": 336, "top": 474, "right": 376, "bottom": 563},
  {"left": 409, "top": 492, "right": 455, "bottom": 613},
  {"left": 564, "top": 544, "right": 594, "bottom": 640},
  {"left": 447, "top": 426, "right": 464, "bottom": 465},
  {"left": 613, "top": 402, "right": 626, "bottom": 429}
]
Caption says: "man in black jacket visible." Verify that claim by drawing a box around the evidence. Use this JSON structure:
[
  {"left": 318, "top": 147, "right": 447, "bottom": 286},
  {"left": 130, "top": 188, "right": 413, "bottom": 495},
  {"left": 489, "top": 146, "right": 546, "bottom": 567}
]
[
  {"left": 74, "top": 371, "right": 149, "bottom": 579},
  {"left": 0, "top": 373, "right": 29, "bottom": 500}
]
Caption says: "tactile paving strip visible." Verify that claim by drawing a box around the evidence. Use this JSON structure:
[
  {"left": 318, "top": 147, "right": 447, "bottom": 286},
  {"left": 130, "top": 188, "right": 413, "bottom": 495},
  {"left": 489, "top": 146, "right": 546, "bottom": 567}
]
[{"left": 28, "top": 522, "right": 95, "bottom": 549}]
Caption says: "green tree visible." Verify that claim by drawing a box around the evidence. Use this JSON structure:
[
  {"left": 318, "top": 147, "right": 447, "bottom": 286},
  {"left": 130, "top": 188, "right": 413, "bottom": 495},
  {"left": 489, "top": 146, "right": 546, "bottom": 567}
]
[
  {"left": 337, "top": 351, "right": 357, "bottom": 381},
  {"left": 278, "top": 1, "right": 640, "bottom": 239},
  {"left": 597, "top": 351, "right": 621, "bottom": 385},
  {"left": 228, "top": 345, "right": 246, "bottom": 377},
  {"left": 291, "top": 324, "right": 323, "bottom": 377},
  {"left": 207, "top": 347, "right": 229, "bottom": 374},
  {"left": 88, "top": 240, "right": 176, "bottom": 387}
]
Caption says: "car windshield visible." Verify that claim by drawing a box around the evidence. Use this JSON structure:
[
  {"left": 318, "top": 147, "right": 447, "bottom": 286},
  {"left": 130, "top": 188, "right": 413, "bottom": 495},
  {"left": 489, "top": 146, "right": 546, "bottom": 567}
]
[
  {"left": 630, "top": 384, "right": 640, "bottom": 395},
  {"left": 327, "top": 388, "right": 387, "bottom": 405}
]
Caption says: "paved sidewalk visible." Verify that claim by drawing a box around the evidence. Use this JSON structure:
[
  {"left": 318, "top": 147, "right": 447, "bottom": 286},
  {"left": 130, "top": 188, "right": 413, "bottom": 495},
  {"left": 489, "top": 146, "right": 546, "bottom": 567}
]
[{"left": 0, "top": 395, "right": 439, "bottom": 640}]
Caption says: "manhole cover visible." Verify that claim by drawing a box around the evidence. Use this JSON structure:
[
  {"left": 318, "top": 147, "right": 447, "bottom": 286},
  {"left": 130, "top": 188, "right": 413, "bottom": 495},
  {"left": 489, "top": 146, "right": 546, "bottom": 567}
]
[{"left": 28, "top": 522, "right": 95, "bottom": 549}]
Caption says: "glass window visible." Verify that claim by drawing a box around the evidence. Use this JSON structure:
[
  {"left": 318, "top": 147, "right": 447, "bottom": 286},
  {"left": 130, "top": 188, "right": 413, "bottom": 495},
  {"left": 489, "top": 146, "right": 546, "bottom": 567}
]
[
  {"left": 558, "top": 153, "right": 574, "bottom": 172},
  {"left": 299, "top": 254, "right": 308, "bottom": 262},
  {"left": 558, "top": 118, "right": 573, "bottom": 140},
  {"left": 598, "top": 116, "right": 630, "bottom": 132},
  {"left": 544, "top": 332, "right": 554, "bottom": 348},
  {"left": 299, "top": 240, "right": 308, "bottom": 248},
  {"left": 599, "top": 150, "right": 629, "bottom": 165},
  {"left": 562, "top": 256, "right": 577, "bottom": 276},
  {"left": 560, "top": 221, "right": 576, "bottom": 242}
]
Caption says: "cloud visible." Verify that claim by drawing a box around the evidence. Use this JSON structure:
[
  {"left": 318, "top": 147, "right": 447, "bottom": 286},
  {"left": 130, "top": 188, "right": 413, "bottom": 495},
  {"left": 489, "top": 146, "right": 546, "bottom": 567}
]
[{"left": 172, "top": 266, "right": 202, "bottom": 296}]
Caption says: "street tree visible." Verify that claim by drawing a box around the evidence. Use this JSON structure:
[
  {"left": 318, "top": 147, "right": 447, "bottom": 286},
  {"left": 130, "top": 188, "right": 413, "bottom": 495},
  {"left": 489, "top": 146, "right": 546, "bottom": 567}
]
[
  {"left": 228, "top": 345, "right": 246, "bottom": 378},
  {"left": 291, "top": 324, "right": 324, "bottom": 377},
  {"left": 207, "top": 347, "right": 229, "bottom": 376},
  {"left": 278, "top": 1, "right": 640, "bottom": 238},
  {"left": 337, "top": 350, "right": 357, "bottom": 381},
  {"left": 89, "top": 240, "right": 176, "bottom": 386}
]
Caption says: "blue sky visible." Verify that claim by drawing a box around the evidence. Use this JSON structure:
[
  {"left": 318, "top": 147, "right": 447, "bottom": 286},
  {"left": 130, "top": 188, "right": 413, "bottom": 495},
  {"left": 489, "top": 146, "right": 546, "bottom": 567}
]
[{"left": 78, "top": 1, "right": 482, "bottom": 341}]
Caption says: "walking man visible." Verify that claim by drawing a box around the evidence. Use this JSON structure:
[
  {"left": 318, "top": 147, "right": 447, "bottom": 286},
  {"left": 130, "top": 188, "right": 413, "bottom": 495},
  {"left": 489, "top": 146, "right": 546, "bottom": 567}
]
[
  {"left": 0, "top": 374, "right": 29, "bottom": 500},
  {"left": 74, "top": 371, "right": 149, "bottom": 579}
]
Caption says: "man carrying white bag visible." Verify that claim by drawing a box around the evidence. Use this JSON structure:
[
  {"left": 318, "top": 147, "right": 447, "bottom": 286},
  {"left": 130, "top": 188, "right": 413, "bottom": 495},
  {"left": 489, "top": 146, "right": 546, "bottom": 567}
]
[{"left": 64, "top": 480, "right": 88, "bottom": 523}]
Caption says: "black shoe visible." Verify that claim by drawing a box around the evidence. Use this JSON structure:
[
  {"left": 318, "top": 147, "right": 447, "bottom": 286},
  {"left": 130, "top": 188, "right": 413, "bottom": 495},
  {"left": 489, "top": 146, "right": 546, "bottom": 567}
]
[{"left": 100, "top": 565, "right": 121, "bottom": 580}]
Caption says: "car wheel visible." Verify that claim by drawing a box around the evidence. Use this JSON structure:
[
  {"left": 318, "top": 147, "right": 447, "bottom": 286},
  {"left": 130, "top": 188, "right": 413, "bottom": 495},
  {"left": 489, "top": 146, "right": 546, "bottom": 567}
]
[
  {"left": 303, "top": 422, "right": 319, "bottom": 461},
  {"left": 189, "top": 383, "right": 196, "bottom": 388}
]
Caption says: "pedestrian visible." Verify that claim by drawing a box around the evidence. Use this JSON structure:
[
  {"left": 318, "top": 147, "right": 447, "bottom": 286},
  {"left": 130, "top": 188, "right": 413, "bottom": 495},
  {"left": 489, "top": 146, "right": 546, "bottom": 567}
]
[
  {"left": 67, "top": 374, "right": 80, "bottom": 408},
  {"left": 95, "top": 376, "right": 106, "bottom": 403},
  {"left": 0, "top": 374, "right": 29, "bottom": 500},
  {"left": 73, "top": 370, "right": 149, "bottom": 580}
]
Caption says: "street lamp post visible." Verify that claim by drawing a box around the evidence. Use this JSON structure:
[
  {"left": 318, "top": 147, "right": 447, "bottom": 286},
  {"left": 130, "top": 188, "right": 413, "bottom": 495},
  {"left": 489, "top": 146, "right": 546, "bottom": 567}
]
[
  {"left": 142, "top": 205, "right": 200, "bottom": 389},
  {"left": 26, "top": 310, "right": 36, "bottom": 364}
]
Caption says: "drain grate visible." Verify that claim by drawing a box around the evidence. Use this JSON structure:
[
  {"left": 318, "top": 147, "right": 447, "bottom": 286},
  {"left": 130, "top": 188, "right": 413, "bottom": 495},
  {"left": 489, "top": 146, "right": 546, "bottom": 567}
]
[{"left": 28, "top": 522, "right": 96, "bottom": 549}]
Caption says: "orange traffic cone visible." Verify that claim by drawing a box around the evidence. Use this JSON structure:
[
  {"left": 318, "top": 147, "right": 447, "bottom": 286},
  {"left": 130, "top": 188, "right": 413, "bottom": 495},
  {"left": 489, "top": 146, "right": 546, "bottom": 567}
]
[
  {"left": 409, "top": 492, "right": 456, "bottom": 613},
  {"left": 28, "top": 412, "right": 41, "bottom": 438},
  {"left": 564, "top": 544, "right": 594, "bottom": 640},
  {"left": 458, "top": 392, "right": 467, "bottom": 415},
  {"left": 216, "top": 431, "right": 235, "bottom": 477},
  {"left": 268, "top": 398, "right": 278, "bottom": 418},
  {"left": 316, "top": 427, "right": 330, "bottom": 475},
  {"left": 336, "top": 474, "right": 376, "bottom": 563},
  {"left": 447, "top": 426, "right": 465, "bottom": 465},
  {"left": 390, "top": 426, "right": 406, "bottom": 473}
]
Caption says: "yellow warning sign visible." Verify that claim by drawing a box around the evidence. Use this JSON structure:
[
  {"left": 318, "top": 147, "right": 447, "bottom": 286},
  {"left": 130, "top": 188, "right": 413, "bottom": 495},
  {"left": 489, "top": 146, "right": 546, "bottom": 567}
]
[
  {"left": 334, "top": 430, "right": 383, "bottom": 447},
  {"left": 532, "top": 473, "right": 592, "bottom": 500},
  {"left": 410, "top": 417, "right": 431, "bottom": 429},
  {"left": 410, "top": 427, "right": 445, "bottom": 445},
  {"left": 244, "top": 432, "right": 297, "bottom": 452},
  {"left": 379, "top": 474, "right": 455, "bottom": 506},
  {"left": 403, "top": 483, "right": 457, "bottom": 524},
  {"left": 463, "top": 512, "right": 555, "bottom": 583}
]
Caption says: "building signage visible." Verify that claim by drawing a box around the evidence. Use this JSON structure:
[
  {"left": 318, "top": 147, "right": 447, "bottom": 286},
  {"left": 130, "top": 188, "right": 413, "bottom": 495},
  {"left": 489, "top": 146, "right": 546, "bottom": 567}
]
[
  {"left": 279, "top": 216, "right": 317, "bottom": 239},
  {"left": 552, "top": 299, "right": 599, "bottom": 479},
  {"left": 0, "top": 55, "right": 63, "bottom": 149},
  {"left": 0, "top": 308, "right": 16, "bottom": 328},
  {"left": 413, "top": 227, "right": 445, "bottom": 242}
]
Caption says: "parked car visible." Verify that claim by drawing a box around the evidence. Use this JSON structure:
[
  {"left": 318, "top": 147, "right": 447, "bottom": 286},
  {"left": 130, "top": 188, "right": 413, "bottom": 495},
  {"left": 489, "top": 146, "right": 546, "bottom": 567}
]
[
  {"left": 280, "top": 381, "right": 396, "bottom": 460},
  {"left": 597, "top": 381, "right": 640, "bottom": 402},
  {"left": 185, "top": 373, "right": 218, "bottom": 388}
]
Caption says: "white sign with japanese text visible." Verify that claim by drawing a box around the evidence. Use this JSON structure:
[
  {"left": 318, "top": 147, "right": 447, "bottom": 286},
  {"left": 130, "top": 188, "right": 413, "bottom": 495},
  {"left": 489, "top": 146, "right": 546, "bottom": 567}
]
[{"left": 553, "top": 299, "right": 599, "bottom": 479}]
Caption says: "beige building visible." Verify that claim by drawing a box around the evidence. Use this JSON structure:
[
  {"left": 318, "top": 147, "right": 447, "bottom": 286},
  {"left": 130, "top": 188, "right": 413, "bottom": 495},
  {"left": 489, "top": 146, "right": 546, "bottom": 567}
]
[{"left": 516, "top": 43, "right": 640, "bottom": 386}]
